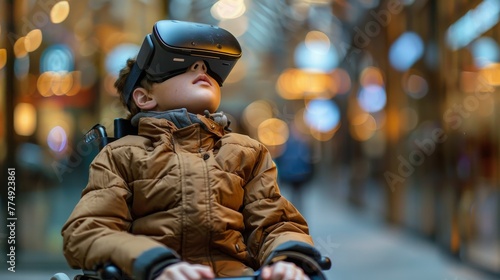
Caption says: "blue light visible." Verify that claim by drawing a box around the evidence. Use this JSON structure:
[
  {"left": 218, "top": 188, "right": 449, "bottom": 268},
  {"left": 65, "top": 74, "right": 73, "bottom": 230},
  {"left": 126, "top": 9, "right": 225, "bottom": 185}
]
[
  {"left": 294, "top": 41, "right": 338, "bottom": 72},
  {"left": 446, "top": 0, "right": 500, "bottom": 50},
  {"left": 14, "top": 56, "right": 30, "bottom": 79},
  {"left": 106, "top": 43, "right": 140, "bottom": 76},
  {"left": 471, "top": 37, "right": 499, "bottom": 67},
  {"left": 304, "top": 99, "right": 341, "bottom": 132},
  {"left": 358, "top": 84, "right": 387, "bottom": 113},
  {"left": 389, "top": 32, "right": 424, "bottom": 71},
  {"left": 40, "top": 44, "right": 74, "bottom": 73}
]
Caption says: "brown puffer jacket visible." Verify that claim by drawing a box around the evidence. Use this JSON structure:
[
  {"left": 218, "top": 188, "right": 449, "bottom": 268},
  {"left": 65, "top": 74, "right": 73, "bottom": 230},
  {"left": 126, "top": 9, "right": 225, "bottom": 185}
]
[{"left": 62, "top": 116, "right": 313, "bottom": 278}]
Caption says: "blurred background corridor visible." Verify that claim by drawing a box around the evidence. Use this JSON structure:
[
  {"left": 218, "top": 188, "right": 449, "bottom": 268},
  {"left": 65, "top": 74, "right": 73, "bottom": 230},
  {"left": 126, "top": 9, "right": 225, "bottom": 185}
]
[{"left": 0, "top": 0, "right": 499, "bottom": 279}]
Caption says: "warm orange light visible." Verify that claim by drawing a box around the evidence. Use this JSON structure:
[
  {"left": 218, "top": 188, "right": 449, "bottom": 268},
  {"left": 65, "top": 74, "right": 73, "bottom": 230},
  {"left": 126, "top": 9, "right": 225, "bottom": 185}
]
[
  {"left": 305, "top": 31, "right": 330, "bottom": 54},
  {"left": 14, "top": 103, "right": 37, "bottom": 136},
  {"left": 276, "top": 68, "right": 305, "bottom": 100},
  {"left": 386, "top": 108, "right": 401, "bottom": 142},
  {"left": 296, "top": 71, "right": 331, "bottom": 96},
  {"left": 276, "top": 68, "right": 332, "bottom": 100},
  {"left": 66, "top": 71, "right": 81, "bottom": 96},
  {"left": 24, "top": 29, "right": 43, "bottom": 52},
  {"left": 479, "top": 63, "right": 500, "bottom": 86},
  {"left": 37, "top": 71, "right": 81, "bottom": 97},
  {"left": 360, "top": 66, "right": 384, "bottom": 87},
  {"left": 14, "top": 37, "right": 27, "bottom": 58},
  {"left": 257, "top": 118, "right": 289, "bottom": 146},
  {"left": 350, "top": 113, "right": 376, "bottom": 141},
  {"left": 243, "top": 100, "right": 274, "bottom": 129},
  {"left": 0, "top": 49, "right": 6, "bottom": 70},
  {"left": 51, "top": 1, "right": 70, "bottom": 24},
  {"left": 38, "top": 72, "right": 54, "bottom": 97}
]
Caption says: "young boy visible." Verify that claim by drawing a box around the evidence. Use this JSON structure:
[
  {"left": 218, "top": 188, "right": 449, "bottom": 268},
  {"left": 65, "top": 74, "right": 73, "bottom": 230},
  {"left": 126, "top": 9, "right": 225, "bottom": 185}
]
[{"left": 62, "top": 20, "right": 325, "bottom": 280}]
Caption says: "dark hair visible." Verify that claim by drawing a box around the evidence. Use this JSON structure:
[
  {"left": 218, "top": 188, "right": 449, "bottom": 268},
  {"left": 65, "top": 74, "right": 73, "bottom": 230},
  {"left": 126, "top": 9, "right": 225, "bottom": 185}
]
[{"left": 114, "top": 58, "right": 154, "bottom": 119}]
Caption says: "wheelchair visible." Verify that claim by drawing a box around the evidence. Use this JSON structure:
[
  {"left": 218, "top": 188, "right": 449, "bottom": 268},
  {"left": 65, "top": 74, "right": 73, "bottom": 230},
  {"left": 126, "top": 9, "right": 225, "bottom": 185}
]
[{"left": 51, "top": 118, "right": 332, "bottom": 280}]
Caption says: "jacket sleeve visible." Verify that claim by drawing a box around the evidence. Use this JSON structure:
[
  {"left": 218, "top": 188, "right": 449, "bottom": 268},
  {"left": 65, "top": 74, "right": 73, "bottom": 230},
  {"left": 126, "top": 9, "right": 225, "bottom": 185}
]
[
  {"left": 241, "top": 142, "right": 314, "bottom": 267},
  {"left": 61, "top": 146, "right": 179, "bottom": 279}
]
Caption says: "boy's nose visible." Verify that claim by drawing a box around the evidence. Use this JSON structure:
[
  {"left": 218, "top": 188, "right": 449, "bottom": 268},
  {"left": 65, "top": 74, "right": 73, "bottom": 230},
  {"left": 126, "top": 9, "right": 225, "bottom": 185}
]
[{"left": 189, "top": 61, "right": 207, "bottom": 73}]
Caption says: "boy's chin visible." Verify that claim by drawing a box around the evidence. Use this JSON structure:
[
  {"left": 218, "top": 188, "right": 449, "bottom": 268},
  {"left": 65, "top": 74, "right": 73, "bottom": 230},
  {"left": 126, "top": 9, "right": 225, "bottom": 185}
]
[{"left": 184, "top": 102, "right": 220, "bottom": 115}]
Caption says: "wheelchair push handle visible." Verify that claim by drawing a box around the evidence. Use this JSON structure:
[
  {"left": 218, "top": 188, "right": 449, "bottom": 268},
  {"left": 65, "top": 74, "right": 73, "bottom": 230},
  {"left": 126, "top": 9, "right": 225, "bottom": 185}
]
[{"left": 318, "top": 256, "right": 332, "bottom": 270}]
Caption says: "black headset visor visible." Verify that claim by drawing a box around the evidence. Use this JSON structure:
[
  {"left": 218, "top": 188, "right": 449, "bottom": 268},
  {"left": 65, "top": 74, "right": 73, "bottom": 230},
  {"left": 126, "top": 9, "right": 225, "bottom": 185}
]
[{"left": 122, "top": 20, "right": 242, "bottom": 109}]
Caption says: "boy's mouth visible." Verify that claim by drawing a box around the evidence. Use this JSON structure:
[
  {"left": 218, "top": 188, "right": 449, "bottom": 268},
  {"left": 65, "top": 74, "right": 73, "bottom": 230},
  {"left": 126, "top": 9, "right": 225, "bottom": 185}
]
[{"left": 193, "top": 74, "right": 212, "bottom": 86}]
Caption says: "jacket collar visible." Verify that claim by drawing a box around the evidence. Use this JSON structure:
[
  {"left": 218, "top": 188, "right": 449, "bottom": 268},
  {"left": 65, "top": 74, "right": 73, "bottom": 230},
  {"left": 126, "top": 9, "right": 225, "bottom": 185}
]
[{"left": 136, "top": 112, "right": 226, "bottom": 148}]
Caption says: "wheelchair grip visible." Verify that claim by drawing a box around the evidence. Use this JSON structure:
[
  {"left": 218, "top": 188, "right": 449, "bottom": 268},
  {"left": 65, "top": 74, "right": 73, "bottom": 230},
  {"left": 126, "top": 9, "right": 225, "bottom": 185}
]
[
  {"left": 99, "top": 264, "right": 123, "bottom": 280},
  {"left": 318, "top": 256, "right": 331, "bottom": 270}
]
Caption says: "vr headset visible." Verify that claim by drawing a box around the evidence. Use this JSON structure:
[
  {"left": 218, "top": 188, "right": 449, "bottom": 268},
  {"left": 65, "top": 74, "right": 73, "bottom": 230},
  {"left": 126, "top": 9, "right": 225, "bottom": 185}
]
[{"left": 122, "top": 20, "right": 242, "bottom": 110}]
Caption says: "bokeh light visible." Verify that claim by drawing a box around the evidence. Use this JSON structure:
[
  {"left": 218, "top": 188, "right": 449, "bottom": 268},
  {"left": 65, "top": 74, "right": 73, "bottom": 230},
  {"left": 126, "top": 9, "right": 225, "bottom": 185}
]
[
  {"left": 257, "top": 118, "right": 289, "bottom": 146},
  {"left": 305, "top": 31, "right": 331, "bottom": 54},
  {"left": 14, "top": 103, "right": 37, "bottom": 136},
  {"left": 350, "top": 113, "right": 377, "bottom": 141},
  {"left": 105, "top": 43, "right": 140, "bottom": 76},
  {"left": 357, "top": 84, "right": 387, "bottom": 113},
  {"left": 37, "top": 104, "right": 73, "bottom": 153},
  {"left": 277, "top": 68, "right": 333, "bottom": 100},
  {"left": 243, "top": 100, "right": 274, "bottom": 129},
  {"left": 211, "top": 0, "right": 246, "bottom": 20},
  {"left": 329, "top": 68, "right": 352, "bottom": 95},
  {"left": 479, "top": 63, "right": 500, "bottom": 86},
  {"left": 218, "top": 15, "right": 249, "bottom": 38},
  {"left": 294, "top": 31, "right": 338, "bottom": 72},
  {"left": 389, "top": 32, "right": 424, "bottom": 71},
  {"left": 471, "top": 37, "right": 500, "bottom": 68},
  {"left": 24, "top": 29, "right": 43, "bottom": 53},
  {"left": 0, "top": 49, "right": 6, "bottom": 70},
  {"left": 402, "top": 72, "right": 429, "bottom": 99},
  {"left": 304, "top": 99, "right": 341, "bottom": 133},
  {"left": 37, "top": 71, "right": 80, "bottom": 97},
  {"left": 360, "top": 66, "right": 384, "bottom": 87},
  {"left": 40, "top": 44, "right": 74, "bottom": 73},
  {"left": 14, "top": 37, "right": 27, "bottom": 58},
  {"left": 276, "top": 68, "right": 306, "bottom": 100},
  {"left": 446, "top": 0, "right": 500, "bottom": 50},
  {"left": 51, "top": 1, "right": 70, "bottom": 24},
  {"left": 47, "top": 126, "right": 68, "bottom": 152}
]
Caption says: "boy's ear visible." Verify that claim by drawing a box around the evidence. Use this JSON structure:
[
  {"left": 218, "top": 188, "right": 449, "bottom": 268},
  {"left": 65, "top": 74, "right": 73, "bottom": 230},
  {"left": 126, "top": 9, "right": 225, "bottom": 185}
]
[{"left": 132, "top": 88, "right": 157, "bottom": 110}]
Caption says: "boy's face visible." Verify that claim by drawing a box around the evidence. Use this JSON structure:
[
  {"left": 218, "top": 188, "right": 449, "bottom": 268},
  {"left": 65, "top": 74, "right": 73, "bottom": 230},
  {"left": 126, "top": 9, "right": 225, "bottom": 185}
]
[{"left": 137, "top": 61, "right": 221, "bottom": 114}]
